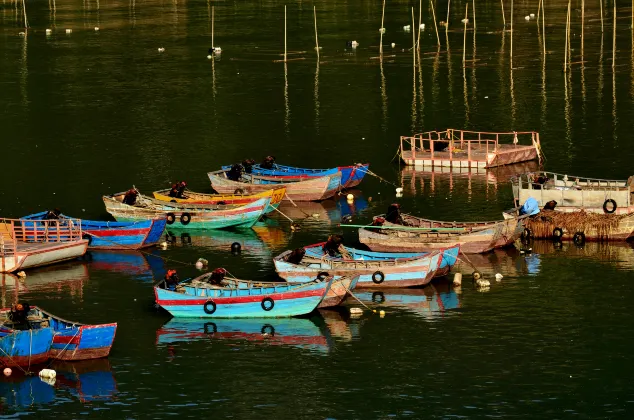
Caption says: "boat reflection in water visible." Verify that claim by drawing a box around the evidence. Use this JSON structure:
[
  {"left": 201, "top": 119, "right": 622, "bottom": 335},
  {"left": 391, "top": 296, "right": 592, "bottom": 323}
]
[
  {"left": 156, "top": 316, "right": 333, "bottom": 354},
  {"left": 0, "top": 261, "right": 90, "bottom": 304},
  {"left": 88, "top": 250, "right": 166, "bottom": 282},
  {"left": 318, "top": 309, "right": 363, "bottom": 342},
  {"left": 275, "top": 191, "right": 369, "bottom": 227},
  {"left": 453, "top": 248, "right": 520, "bottom": 277},
  {"left": 0, "top": 359, "right": 116, "bottom": 408},
  {"left": 354, "top": 281, "right": 461, "bottom": 320},
  {"left": 400, "top": 160, "right": 540, "bottom": 196}
]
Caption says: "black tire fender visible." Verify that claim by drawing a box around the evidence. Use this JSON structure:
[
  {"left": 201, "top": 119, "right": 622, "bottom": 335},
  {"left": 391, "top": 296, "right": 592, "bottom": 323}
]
[
  {"left": 372, "top": 271, "right": 385, "bottom": 284},
  {"left": 203, "top": 300, "right": 216, "bottom": 315},
  {"left": 261, "top": 297, "right": 275, "bottom": 311}
]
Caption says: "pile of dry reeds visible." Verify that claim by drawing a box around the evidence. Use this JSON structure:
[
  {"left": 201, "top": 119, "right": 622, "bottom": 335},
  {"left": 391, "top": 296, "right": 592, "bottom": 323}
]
[{"left": 526, "top": 210, "right": 626, "bottom": 240}]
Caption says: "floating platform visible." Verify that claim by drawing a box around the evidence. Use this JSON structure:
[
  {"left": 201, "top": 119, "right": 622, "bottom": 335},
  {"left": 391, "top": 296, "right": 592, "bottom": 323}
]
[{"left": 400, "top": 129, "right": 543, "bottom": 169}]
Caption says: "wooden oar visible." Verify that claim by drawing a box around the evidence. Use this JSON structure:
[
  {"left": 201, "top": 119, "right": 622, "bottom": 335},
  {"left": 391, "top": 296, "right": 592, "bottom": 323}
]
[{"left": 340, "top": 224, "right": 470, "bottom": 232}]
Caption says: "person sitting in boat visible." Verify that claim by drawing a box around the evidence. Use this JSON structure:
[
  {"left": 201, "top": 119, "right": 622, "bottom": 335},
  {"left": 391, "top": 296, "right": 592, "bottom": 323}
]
[
  {"left": 286, "top": 248, "right": 306, "bottom": 264},
  {"left": 168, "top": 183, "right": 179, "bottom": 198},
  {"left": 123, "top": 188, "right": 139, "bottom": 206},
  {"left": 261, "top": 155, "right": 276, "bottom": 169},
  {"left": 207, "top": 268, "right": 227, "bottom": 285},
  {"left": 44, "top": 208, "right": 61, "bottom": 220},
  {"left": 176, "top": 181, "right": 187, "bottom": 198},
  {"left": 8, "top": 302, "right": 31, "bottom": 329},
  {"left": 226, "top": 164, "right": 244, "bottom": 181},
  {"left": 543, "top": 200, "right": 557, "bottom": 211},
  {"left": 242, "top": 159, "right": 256, "bottom": 174},
  {"left": 385, "top": 203, "right": 404, "bottom": 225},
  {"left": 163, "top": 269, "right": 180, "bottom": 290},
  {"left": 322, "top": 235, "right": 351, "bottom": 259}
]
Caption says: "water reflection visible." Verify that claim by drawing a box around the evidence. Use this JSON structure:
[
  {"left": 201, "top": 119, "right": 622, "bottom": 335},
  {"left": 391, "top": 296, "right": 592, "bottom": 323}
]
[
  {"left": 156, "top": 316, "right": 332, "bottom": 354},
  {"left": 354, "top": 281, "right": 460, "bottom": 320},
  {"left": 318, "top": 309, "right": 363, "bottom": 342},
  {"left": 274, "top": 193, "right": 369, "bottom": 226},
  {"left": 526, "top": 241, "right": 634, "bottom": 271},
  {"left": 88, "top": 250, "right": 165, "bottom": 282},
  {"left": 0, "top": 359, "right": 116, "bottom": 408}
]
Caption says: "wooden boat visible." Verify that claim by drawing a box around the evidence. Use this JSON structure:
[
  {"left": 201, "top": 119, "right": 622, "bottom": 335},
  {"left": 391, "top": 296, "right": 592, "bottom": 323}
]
[
  {"left": 176, "top": 272, "right": 357, "bottom": 309},
  {"left": 152, "top": 187, "right": 286, "bottom": 214},
  {"left": 156, "top": 317, "right": 332, "bottom": 354},
  {"left": 207, "top": 170, "right": 342, "bottom": 202},
  {"left": 24, "top": 307, "right": 116, "bottom": 361},
  {"left": 154, "top": 276, "right": 335, "bottom": 318},
  {"left": 400, "top": 129, "right": 543, "bottom": 169},
  {"left": 0, "top": 218, "right": 89, "bottom": 273},
  {"left": 0, "top": 323, "right": 54, "bottom": 367},
  {"left": 358, "top": 213, "right": 525, "bottom": 254},
  {"left": 103, "top": 193, "right": 270, "bottom": 230},
  {"left": 21, "top": 212, "right": 166, "bottom": 250},
  {"left": 221, "top": 163, "right": 370, "bottom": 188},
  {"left": 274, "top": 243, "right": 459, "bottom": 287},
  {"left": 511, "top": 171, "right": 634, "bottom": 214}
]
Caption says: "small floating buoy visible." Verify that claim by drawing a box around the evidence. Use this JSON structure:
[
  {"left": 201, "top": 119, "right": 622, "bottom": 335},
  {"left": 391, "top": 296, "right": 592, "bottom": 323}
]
[
  {"left": 453, "top": 272, "right": 462, "bottom": 286},
  {"left": 39, "top": 369, "right": 56, "bottom": 379},
  {"left": 530, "top": 13, "right": 535, "bottom": 18},
  {"left": 379, "top": 28, "right": 386, "bottom": 34},
  {"left": 158, "top": 47, "right": 165, "bottom": 53},
  {"left": 495, "top": 273, "right": 504, "bottom": 281},
  {"left": 18, "top": 32, "right": 25, "bottom": 36},
  {"left": 351, "top": 40, "right": 359, "bottom": 48},
  {"left": 290, "top": 222, "right": 301, "bottom": 231},
  {"left": 207, "top": 55, "right": 212, "bottom": 59},
  {"left": 346, "top": 193, "right": 354, "bottom": 201},
  {"left": 311, "top": 213, "right": 320, "bottom": 218},
  {"left": 419, "top": 23, "right": 425, "bottom": 30},
  {"left": 395, "top": 187, "right": 403, "bottom": 194},
  {"left": 16, "top": 271, "right": 26, "bottom": 278},
  {"left": 350, "top": 307, "right": 363, "bottom": 315},
  {"left": 396, "top": 192, "right": 403, "bottom": 198},
  {"left": 66, "top": 29, "right": 72, "bottom": 34},
  {"left": 3, "top": 368, "right": 11, "bottom": 377},
  {"left": 379, "top": 310, "right": 386, "bottom": 318},
  {"left": 46, "top": 29, "right": 52, "bottom": 35},
  {"left": 525, "top": 15, "right": 530, "bottom": 21},
  {"left": 461, "top": 18, "right": 469, "bottom": 24},
  {"left": 403, "top": 25, "right": 411, "bottom": 32},
  {"left": 391, "top": 42, "right": 396, "bottom": 48},
  {"left": 94, "top": 27, "right": 100, "bottom": 31},
  {"left": 160, "top": 241, "right": 168, "bottom": 249},
  {"left": 475, "top": 278, "right": 491, "bottom": 288},
  {"left": 231, "top": 242, "right": 241, "bottom": 253}
]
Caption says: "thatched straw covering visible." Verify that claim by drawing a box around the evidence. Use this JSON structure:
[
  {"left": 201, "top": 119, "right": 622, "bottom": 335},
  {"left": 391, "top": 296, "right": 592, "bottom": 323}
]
[{"left": 526, "top": 210, "right": 632, "bottom": 240}]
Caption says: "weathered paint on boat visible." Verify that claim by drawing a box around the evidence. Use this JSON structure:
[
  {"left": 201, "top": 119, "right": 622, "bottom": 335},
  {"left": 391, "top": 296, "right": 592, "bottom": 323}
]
[
  {"left": 156, "top": 317, "right": 332, "bottom": 353},
  {"left": 221, "top": 163, "right": 369, "bottom": 188},
  {"left": 152, "top": 187, "right": 285, "bottom": 214},
  {"left": 103, "top": 194, "right": 270, "bottom": 230},
  {"left": 274, "top": 243, "right": 457, "bottom": 287},
  {"left": 21, "top": 212, "right": 166, "bottom": 250},
  {"left": 359, "top": 214, "right": 524, "bottom": 254},
  {"left": 207, "top": 170, "right": 342, "bottom": 201},
  {"left": 29, "top": 307, "right": 117, "bottom": 361},
  {"left": 0, "top": 326, "right": 54, "bottom": 367},
  {"left": 154, "top": 277, "right": 334, "bottom": 318}
]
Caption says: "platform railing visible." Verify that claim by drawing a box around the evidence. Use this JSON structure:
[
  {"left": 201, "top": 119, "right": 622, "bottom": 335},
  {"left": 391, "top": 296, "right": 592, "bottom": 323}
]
[{"left": 0, "top": 218, "right": 83, "bottom": 245}]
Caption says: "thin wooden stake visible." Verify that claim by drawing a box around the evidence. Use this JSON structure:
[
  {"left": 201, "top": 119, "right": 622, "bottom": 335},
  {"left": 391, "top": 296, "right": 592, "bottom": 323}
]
[
  {"left": 211, "top": 5, "right": 215, "bottom": 49},
  {"left": 613, "top": 2, "right": 616, "bottom": 69},
  {"left": 430, "top": 0, "right": 441, "bottom": 47},
  {"left": 581, "top": 0, "right": 585, "bottom": 57},
  {"left": 564, "top": 0, "right": 570, "bottom": 72},
  {"left": 600, "top": 0, "right": 604, "bottom": 34},
  {"left": 380, "top": 0, "right": 386, "bottom": 56},
  {"left": 412, "top": 7, "right": 416, "bottom": 70},
  {"left": 567, "top": 0, "right": 572, "bottom": 64},
  {"left": 22, "top": 0, "right": 27, "bottom": 28},
  {"left": 313, "top": 6, "right": 319, "bottom": 60},
  {"left": 537, "top": 0, "right": 542, "bottom": 22},
  {"left": 284, "top": 5, "right": 287, "bottom": 63},
  {"left": 417, "top": 0, "right": 422, "bottom": 50},
  {"left": 463, "top": 3, "right": 468, "bottom": 67},
  {"left": 500, "top": 0, "right": 506, "bottom": 28},
  {"left": 472, "top": 0, "right": 476, "bottom": 33},
  {"left": 510, "top": 0, "right": 513, "bottom": 69},
  {"left": 446, "top": 0, "right": 451, "bottom": 32},
  {"left": 542, "top": 0, "right": 546, "bottom": 57}
]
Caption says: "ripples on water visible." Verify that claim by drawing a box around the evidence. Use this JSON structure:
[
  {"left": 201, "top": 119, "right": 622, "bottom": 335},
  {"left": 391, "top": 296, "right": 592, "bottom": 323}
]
[{"left": 2, "top": 0, "right": 634, "bottom": 417}]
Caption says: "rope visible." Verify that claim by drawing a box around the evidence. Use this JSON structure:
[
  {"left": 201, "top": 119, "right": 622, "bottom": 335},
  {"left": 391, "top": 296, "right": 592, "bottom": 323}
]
[
  {"left": 340, "top": 280, "right": 379, "bottom": 314},
  {"left": 271, "top": 206, "right": 295, "bottom": 224},
  {"left": 458, "top": 250, "right": 480, "bottom": 272},
  {"left": 0, "top": 342, "right": 31, "bottom": 375},
  {"left": 45, "top": 328, "right": 81, "bottom": 368},
  {"left": 362, "top": 168, "right": 399, "bottom": 188},
  {"left": 390, "top": 145, "right": 402, "bottom": 162}
]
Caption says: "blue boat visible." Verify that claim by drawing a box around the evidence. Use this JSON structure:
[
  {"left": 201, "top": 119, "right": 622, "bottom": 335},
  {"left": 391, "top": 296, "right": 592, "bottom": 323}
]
[
  {"left": 154, "top": 277, "right": 334, "bottom": 318},
  {"left": 0, "top": 324, "right": 54, "bottom": 368},
  {"left": 221, "top": 163, "right": 370, "bottom": 188},
  {"left": 29, "top": 306, "right": 117, "bottom": 361},
  {"left": 21, "top": 212, "right": 166, "bottom": 250},
  {"left": 274, "top": 243, "right": 459, "bottom": 287},
  {"left": 156, "top": 317, "right": 333, "bottom": 354}
]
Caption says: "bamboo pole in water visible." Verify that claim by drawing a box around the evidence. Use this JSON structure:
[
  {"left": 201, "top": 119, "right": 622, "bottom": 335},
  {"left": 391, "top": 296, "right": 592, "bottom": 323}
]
[
  {"left": 431, "top": 0, "right": 441, "bottom": 47},
  {"left": 313, "top": 6, "right": 319, "bottom": 60},
  {"left": 472, "top": 0, "right": 476, "bottom": 33},
  {"left": 542, "top": 0, "right": 546, "bottom": 57},
  {"left": 284, "top": 5, "right": 287, "bottom": 63},
  {"left": 211, "top": 5, "right": 215, "bottom": 49},
  {"left": 537, "top": 0, "right": 541, "bottom": 23},
  {"left": 567, "top": 0, "right": 572, "bottom": 64},
  {"left": 600, "top": 0, "right": 604, "bottom": 34},
  {"left": 22, "top": 0, "right": 27, "bottom": 28},
  {"left": 510, "top": 0, "right": 513, "bottom": 69},
  {"left": 581, "top": 0, "right": 585, "bottom": 58},
  {"left": 417, "top": 0, "right": 422, "bottom": 50},
  {"left": 446, "top": 0, "right": 451, "bottom": 32},
  {"left": 564, "top": 0, "right": 570, "bottom": 72},
  {"left": 500, "top": 0, "right": 506, "bottom": 28},
  {"left": 379, "top": 0, "right": 386, "bottom": 56},
  {"left": 613, "top": 2, "right": 616, "bottom": 69},
  {"left": 412, "top": 7, "right": 416, "bottom": 70},
  {"left": 463, "top": 3, "right": 468, "bottom": 67}
]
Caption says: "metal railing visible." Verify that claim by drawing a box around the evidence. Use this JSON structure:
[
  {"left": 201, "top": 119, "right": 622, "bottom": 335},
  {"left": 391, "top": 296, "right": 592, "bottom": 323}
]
[{"left": 0, "top": 218, "right": 83, "bottom": 257}]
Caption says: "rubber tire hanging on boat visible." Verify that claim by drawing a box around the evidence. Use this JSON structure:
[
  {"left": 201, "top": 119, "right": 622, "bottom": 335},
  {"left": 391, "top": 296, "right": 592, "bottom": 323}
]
[
  {"left": 573, "top": 232, "right": 586, "bottom": 246},
  {"left": 234, "top": 188, "right": 245, "bottom": 194},
  {"left": 166, "top": 213, "right": 176, "bottom": 225},
  {"left": 180, "top": 213, "right": 191, "bottom": 225},
  {"left": 204, "top": 322, "right": 217, "bottom": 334},
  {"left": 372, "top": 271, "right": 385, "bottom": 284},
  {"left": 203, "top": 300, "right": 217, "bottom": 315},
  {"left": 553, "top": 227, "right": 564, "bottom": 240},
  {"left": 603, "top": 199, "right": 617, "bottom": 214},
  {"left": 372, "top": 291, "right": 385, "bottom": 304},
  {"left": 170, "top": 199, "right": 177, "bottom": 203},
  {"left": 261, "top": 324, "right": 275, "bottom": 336},
  {"left": 261, "top": 297, "right": 275, "bottom": 311},
  {"left": 82, "top": 233, "right": 92, "bottom": 246},
  {"left": 317, "top": 272, "right": 330, "bottom": 280}
]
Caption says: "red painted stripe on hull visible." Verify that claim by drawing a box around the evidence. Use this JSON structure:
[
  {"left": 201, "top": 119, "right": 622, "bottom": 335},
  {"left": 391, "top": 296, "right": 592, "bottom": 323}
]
[
  {"left": 0, "top": 353, "right": 49, "bottom": 368},
  {"left": 50, "top": 346, "right": 112, "bottom": 361},
  {"left": 85, "top": 228, "right": 149, "bottom": 237},
  {"left": 53, "top": 335, "right": 81, "bottom": 345}
]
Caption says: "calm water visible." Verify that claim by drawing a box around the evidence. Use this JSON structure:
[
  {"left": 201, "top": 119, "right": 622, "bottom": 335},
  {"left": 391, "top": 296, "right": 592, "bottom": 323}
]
[{"left": 2, "top": 0, "right": 634, "bottom": 418}]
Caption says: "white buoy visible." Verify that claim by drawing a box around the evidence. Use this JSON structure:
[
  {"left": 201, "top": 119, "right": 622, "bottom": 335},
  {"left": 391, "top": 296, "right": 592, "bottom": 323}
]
[
  {"left": 195, "top": 261, "right": 203, "bottom": 269},
  {"left": 350, "top": 307, "right": 363, "bottom": 315},
  {"left": 16, "top": 271, "right": 26, "bottom": 278},
  {"left": 46, "top": 29, "right": 52, "bottom": 35},
  {"left": 160, "top": 241, "right": 168, "bottom": 249},
  {"left": 94, "top": 27, "right": 100, "bottom": 31},
  {"left": 346, "top": 193, "right": 354, "bottom": 200},
  {"left": 391, "top": 42, "right": 396, "bottom": 48},
  {"left": 419, "top": 23, "right": 425, "bottom": 30},
  {"left": 453, "top": 272, "right": 462, "bottom": 286},
  {"left": 525, "top": 15, "right": 530, "bottom": 21},
  {"left": 403, "top": 25, "right": 411, "bottom": 32},
  {"left": 18, "top": 32, "right": 25, "bottom": 36},
  {"left": 396, "top": 192, "right": 403, "bottom": 198},
  {"left": 395, "top": 187, "right": 403, "bottom": 194},
  {"left": 351, "top": 41, "right": 359, "bottom": 48},
  {"left": 495, "top": 273, "right": 504, "bottom": 281},
  {"left": 3, "top": 368, "right": 11, "bottom": 377},
  {"left": 207, "top": 55, "right": 212, "bottom": 59},
  {"left": 311, "top": 213, "right": 320, "bottom": 218},
  {"left": 379, "top": 310, "right": 386, "bottom": 318},
  {"left": 40, "top": 376, "right": 56, "bottom": 386},
  {"left": 214, "top": 47, "right": 222, "bottom": 54},
  {"left": 39, "top": 369, "right": 56, "bottom": 379},
  {"left": 66, "top": 29, "right": 72, "bottom": 34},
  {"left": 158, "top": 47, "right": 165, "bottom": 53},
  {"left": 461, "top": 18, "right": 469, "bottom": 23},
  {"left": 379, "top": 28, "right": 386, "bottom": 34},
  {"left": 530, "top": 13, "right": 535, "bottom": 18}
]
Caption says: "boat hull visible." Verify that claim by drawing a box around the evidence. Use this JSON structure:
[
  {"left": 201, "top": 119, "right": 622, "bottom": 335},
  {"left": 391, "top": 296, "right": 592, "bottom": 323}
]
[
  {"left": 152, "top": 187, "right": 285, "bottom": 214},
  {"left": 318, "top": 276, "right": 358, "bottom": 308},
  {"left": 2, "top": 240, "right": 89, "bottom": 273},
  {"left": 0, "top": 328, "right": 54, "bottom": 368},
  {"left": 223, "top": 164, "right": 369, "bottom": 189},
  {"left": 50, "top": 324, "right": 117, "bottom": 361}
]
